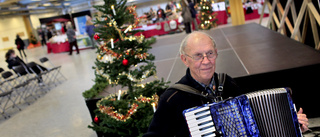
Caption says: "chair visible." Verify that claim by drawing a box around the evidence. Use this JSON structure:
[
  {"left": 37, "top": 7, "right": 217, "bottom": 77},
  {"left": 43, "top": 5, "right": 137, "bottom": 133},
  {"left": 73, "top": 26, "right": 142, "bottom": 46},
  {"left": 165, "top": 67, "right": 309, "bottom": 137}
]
[
  {"left": 0, "top": 90, "right": 17, "bottom": 119},
  {"left": 1, "top": 71, "right": 26, "bottom": 105},
  {"left": 1, "top": 71, "right": 17, "bottom": 92},
  {"left": 25, "top": 62, "right": 51, "bottom": 92},
  {"left": 39, "top": 57, "right": 67, "bottom": 85},
  {"left": 12, "top": 65, "right": 31, "bottom": 85}
]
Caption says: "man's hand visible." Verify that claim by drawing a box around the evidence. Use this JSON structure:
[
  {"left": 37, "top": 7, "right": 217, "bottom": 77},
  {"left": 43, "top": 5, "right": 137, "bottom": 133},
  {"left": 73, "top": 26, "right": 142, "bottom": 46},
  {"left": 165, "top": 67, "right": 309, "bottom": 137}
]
[{"left": 297, "top": 108, "right": 309, "bottom": 132}]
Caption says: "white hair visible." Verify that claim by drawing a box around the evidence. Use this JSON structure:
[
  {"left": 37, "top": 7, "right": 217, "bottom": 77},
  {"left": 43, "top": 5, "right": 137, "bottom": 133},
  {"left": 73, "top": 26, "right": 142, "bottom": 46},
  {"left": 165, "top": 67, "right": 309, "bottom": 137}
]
[{"left": 179, "top": 32, "right": 217, "bottom": 55}]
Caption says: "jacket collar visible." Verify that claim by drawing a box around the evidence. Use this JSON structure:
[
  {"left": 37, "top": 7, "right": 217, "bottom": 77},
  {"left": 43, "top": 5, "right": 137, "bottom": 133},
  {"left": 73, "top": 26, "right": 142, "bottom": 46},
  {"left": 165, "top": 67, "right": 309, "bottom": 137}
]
[{"left": 181, "top": 68, "right": 217, "bottom": 93}]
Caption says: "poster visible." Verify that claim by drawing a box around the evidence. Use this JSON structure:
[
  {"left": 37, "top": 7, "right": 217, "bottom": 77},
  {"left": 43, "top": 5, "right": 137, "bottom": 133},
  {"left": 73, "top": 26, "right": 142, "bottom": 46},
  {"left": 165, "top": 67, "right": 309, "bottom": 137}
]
[
  {"left": 74, "top": 16, "right": 87, "bottom": 35},
  {"left": 212, "top": 2, "right": 225, "bottom": 11}
]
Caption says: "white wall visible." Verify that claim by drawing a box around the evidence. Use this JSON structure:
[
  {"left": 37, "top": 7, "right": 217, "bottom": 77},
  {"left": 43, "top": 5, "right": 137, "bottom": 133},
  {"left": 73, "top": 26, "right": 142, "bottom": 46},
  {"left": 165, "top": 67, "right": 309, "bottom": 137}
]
[
  {"left": 0, "top": 16, "right": 28, "bottom": 50},
  {"left": 30, "top": 12, "right": 59, "bottom": 29}
]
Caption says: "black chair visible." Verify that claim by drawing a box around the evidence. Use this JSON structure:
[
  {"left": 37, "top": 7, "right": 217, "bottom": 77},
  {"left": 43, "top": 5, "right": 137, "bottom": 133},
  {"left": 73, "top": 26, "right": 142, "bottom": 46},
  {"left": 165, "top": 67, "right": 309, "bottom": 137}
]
[
  {"left": 26, "top": 62, "right": 50, "bottom": 92},
  {"left": 0, "top": 90, "right": 15, "bottom": 119},
  {"left": 1, "top": 71, "right": 17, "bottom": 92},
  {"left": 39, "top": 57, "right": 67, "bottom": 85},
  {"left": 12, "top": 65, "right": 30, "bottom": 84},
  {"left": 0, "top": 68, "right": 4, "bottom": 73}
]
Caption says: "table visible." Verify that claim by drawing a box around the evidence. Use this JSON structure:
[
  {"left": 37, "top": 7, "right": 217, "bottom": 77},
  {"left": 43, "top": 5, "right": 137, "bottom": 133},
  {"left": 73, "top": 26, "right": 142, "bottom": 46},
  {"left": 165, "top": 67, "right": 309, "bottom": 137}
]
[
  {"left": 47, "top": 42, "right": 70, "bottom": 53},
  {"left": 134, "top": 11, "right": 228, "bottom": 38},
  {"left": 47, "top": 36, "right": 93, "bottom": 53}
]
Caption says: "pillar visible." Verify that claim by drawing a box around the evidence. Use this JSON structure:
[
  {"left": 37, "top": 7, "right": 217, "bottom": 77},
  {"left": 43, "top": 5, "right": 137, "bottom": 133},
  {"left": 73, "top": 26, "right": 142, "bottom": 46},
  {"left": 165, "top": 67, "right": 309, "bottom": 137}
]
[{"left": 229, "top": 0, "right": 245, "bottom": 26}]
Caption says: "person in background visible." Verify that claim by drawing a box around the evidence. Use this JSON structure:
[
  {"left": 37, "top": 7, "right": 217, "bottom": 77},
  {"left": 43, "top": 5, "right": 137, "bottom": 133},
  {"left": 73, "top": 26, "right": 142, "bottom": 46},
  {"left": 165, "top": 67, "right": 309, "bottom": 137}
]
[
  {"left": 38, "top": 28, "right": 47, "bottom": 46},
  {"left": 15, "top": 34, "right": 27, "bottom": 58},
  {"left": 188, "top": 0, "right": 198, "bottom": 31},
  {"left": 85, "top": 16, "right": 98, "bottom": 48},
  {"left": 5, "top": 49, "right": 46, "bottom": 85},
  {"left": 66, "top": 22, "right": 80, "bottom": 55},
  {"left": 181, "top": 0, "right": 193, "bottom": 34},
  {"left": 46, "top": 26, "right": 53, "bottom": 40},
  {"left": 148, "top": 8, "right": 157, "bottom": 23},
  {"left": 157, "top": 5, "right": 166, "bottom": 22},
  {"left": 61, "top": 22, "right": 66, "bottom": 34},
  {"left": 165, "top": 2, "right": 173, "bottom": 17}
]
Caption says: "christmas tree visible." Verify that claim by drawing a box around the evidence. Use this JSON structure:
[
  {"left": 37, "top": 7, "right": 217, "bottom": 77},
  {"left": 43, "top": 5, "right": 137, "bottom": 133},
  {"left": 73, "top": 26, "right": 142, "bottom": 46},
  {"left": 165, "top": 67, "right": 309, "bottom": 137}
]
[
  {"left": 83, "top": 0, "right": 168, "bottom": 136},
  {"left": 199, "top": 0, "right": 217, "bottom": 30}
]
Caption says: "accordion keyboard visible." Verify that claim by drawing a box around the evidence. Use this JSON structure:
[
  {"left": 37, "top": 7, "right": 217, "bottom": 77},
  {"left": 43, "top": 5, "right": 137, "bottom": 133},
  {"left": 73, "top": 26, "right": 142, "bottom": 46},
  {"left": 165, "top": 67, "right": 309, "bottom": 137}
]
[{"left": 184, "top": 105, "right": 217, "bottom": 137}]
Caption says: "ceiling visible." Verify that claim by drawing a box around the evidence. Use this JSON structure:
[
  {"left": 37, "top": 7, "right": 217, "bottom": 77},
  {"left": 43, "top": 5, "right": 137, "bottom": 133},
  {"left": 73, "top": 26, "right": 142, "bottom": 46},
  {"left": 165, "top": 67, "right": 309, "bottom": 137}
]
[
  {"left": 0, "top": 0, "right": 158, "bottom": 17},
  {"left": 0, "top": 0, "right": 92, "bottom": 16}
]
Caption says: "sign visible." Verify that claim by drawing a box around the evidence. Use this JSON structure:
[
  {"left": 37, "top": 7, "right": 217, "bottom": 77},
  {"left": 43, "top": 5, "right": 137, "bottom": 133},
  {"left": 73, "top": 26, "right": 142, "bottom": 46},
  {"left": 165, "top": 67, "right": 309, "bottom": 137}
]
[
  {"left": 74, "top": 16, "right": 87, "bottom": 35},
  {"left": 2, "top": 37, "right": 9, "bottom": 42}
]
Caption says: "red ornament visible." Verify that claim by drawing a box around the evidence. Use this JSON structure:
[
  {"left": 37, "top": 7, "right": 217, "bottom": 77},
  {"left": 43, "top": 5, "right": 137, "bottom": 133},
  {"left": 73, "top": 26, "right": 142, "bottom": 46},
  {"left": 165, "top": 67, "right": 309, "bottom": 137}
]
[
  {"left": 122, "top": 59, "right": 129, "bottom": 66},
  {"left": 94, "top": 34, "right": 100, "bottom": 40},
  {"left": 94, "top": 116, "right": 99, "bottom": 123}
]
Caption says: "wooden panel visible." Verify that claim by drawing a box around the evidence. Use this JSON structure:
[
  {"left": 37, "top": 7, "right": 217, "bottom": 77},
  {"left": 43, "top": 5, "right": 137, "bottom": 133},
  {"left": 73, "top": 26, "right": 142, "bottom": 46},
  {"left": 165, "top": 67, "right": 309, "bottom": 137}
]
[
  {"left": 307, "top": 2, "right": 320, "bottom": 25},
  {"left": 291, "top": 0, "right": 308, "bottom": 39},
  {"left": 301, "top": 9, "right": 309, "bottom": 43},
  {"left": 267, "top": 1, "right": 280, "bottom": 28},
  {"left": 259, "top": 0, "right": 267, "bottom": 24},
  {"left": 308, "top": 6, "right": 320, "bottom": 48},
  {"left": 2, "top": 37, "right": 9, "bottom": 42},
  {"left": 267, "top": 0, "right": 278, "bottom": 29}
]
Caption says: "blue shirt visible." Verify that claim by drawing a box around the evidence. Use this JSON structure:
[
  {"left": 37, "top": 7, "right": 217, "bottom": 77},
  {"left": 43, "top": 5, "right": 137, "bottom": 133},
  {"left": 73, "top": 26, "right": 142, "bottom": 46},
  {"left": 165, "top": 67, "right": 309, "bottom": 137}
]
[{"left": 193, "top": 76, "right": 216, "bottom": 96}]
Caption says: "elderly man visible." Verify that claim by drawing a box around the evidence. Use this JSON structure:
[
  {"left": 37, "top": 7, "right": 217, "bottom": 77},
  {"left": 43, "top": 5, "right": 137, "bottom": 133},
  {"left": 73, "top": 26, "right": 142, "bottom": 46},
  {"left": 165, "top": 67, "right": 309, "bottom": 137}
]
[{"left": 143, "top": 32, "right": 309, "bottom": 137}]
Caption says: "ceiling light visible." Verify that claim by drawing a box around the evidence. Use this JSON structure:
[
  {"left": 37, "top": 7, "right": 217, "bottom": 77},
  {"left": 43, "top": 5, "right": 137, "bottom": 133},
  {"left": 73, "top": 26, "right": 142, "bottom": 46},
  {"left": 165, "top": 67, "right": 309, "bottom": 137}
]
[
  {"left": 64, "top": 3, "right": 70, "bottom": 6},
  {"left": 27, "top": 5, "right": 38, "bottom": 9},
  {"left": 43, "top": 3, "right": 51, "bottom": 6},
  {"left": 9, "top": 6, "right": 20, "bottom": 10}
]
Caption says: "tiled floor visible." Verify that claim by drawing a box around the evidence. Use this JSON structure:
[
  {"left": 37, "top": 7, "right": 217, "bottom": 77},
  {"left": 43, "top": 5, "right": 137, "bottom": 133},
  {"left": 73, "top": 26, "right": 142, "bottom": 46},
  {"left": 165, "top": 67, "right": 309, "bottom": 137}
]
[{"left": 0, "top": 17, "right": 319, "bottom": 137}]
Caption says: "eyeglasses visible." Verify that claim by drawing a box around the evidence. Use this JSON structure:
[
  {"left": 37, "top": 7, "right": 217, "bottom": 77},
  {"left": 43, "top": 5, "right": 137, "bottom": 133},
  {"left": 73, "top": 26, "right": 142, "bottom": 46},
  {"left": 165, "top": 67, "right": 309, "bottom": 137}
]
[{"left": 185, "top": 52, "right": 218, "bottom": 61}]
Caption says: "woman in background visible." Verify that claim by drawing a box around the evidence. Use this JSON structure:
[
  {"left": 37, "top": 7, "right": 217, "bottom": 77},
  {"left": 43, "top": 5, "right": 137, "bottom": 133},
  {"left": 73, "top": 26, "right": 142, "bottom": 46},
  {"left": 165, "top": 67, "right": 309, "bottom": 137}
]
[
  {"left": 66, "top": 22, "right": 80, "bottom": 55},
  {"left": 15, "top": 34, "right": 27, "bottom": 59},
  {"left": 181, "top": 0, "right": 192, "bottom": 34},
  {"left": 85, "top": 16, "right": 98, "bottom": 48}
]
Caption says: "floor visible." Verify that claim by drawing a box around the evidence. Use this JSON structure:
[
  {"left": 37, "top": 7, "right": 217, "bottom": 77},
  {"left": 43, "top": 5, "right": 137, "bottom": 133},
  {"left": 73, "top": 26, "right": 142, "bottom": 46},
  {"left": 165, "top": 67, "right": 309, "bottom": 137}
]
[{"left": 0, "top": 17, "right": 319, "bottom": 137}]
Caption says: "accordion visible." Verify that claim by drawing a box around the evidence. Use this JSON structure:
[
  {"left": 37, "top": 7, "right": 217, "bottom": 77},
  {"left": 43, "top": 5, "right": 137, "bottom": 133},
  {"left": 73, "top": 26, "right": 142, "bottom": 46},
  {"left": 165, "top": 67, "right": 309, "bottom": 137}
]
[{"left": 183, "top": 88, "right": 302, "bottom": 137}]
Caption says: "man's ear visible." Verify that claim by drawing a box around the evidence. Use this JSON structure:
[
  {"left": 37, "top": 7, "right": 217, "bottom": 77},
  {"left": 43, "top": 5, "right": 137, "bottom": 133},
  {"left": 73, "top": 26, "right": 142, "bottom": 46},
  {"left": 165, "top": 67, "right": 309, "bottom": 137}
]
[{"left": 180, "top": 54, "right": 189, "bottom": 67}]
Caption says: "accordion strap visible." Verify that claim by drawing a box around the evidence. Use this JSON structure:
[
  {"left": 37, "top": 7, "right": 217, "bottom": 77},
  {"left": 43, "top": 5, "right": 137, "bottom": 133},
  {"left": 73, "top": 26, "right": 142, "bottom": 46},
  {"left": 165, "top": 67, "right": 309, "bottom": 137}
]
[
  {"left": 217, "top": 73, "right": 227, "bottom": 101},
  {"left": 168, "top": 84, "right": 216, "bottom": 100}
]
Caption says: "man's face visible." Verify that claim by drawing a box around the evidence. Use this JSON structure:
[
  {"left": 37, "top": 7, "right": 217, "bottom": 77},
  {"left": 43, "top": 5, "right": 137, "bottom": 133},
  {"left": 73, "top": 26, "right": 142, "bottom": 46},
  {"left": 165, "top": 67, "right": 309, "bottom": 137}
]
[{"left": 180, "top": 34, "right": 217, "bottom": 84}]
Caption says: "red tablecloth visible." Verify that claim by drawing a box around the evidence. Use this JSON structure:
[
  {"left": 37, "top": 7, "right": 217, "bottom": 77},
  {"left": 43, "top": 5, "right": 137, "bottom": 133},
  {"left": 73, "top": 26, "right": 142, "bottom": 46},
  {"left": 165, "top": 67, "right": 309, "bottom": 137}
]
[
  {"left": 245, "top": 9, "right": 269, "bottom": 20},
  {"left": 213, "top": 11, "right": 228, "bottom": 25},
  {"left": 47, "top": 42, "right": 70, "bottom": 53}
]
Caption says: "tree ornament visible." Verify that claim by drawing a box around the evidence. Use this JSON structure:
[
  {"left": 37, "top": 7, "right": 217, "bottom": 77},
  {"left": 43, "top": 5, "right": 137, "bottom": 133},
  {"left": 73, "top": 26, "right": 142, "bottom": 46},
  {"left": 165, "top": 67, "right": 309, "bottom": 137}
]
[
  {"left": 94, "top": 34, "right": 100, "bottom": 40},
  {"left": 94, "top": 116, "right": 99, "bottom": 123},
  {"left": 122, "top": 59, "right": 129, "bottom": 66}
]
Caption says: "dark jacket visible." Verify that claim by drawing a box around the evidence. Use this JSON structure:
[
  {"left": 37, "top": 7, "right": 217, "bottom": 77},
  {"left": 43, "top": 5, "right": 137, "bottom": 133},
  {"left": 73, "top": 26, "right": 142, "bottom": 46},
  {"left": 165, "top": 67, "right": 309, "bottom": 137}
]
[
  {"left": 157, "top": 8, "right": 166, "bottom": 19},
  {"left": 189, "top": 2, "right": 197, "bottom": 18},
  {"left": 6, "top": 56, "right": 46, "bottom": 75},
  {"left": 6, "top": 56, "right": 26, "bottom": 69},
  {"left": 15, "top": 38, "right": 25, "bottom": 50},
  {"left": 143, "top": 68, "right": 241, "bottom": 137},
  {"left": 85, "top": 25, "right": 95, "bottom": 37}
]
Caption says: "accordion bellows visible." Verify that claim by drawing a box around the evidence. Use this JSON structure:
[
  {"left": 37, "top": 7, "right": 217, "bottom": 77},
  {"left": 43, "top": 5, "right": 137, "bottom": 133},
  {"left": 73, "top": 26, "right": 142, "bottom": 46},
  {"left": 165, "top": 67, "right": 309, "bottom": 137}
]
[{"left": 183, "top": 88, "right": 302, "bottom": 137}]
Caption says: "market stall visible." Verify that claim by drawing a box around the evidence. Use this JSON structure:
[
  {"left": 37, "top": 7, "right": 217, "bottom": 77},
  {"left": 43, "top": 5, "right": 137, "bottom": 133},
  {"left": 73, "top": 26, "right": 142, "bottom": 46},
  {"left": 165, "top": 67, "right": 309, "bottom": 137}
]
[{"left": 47, "top": 35, "right": 93, "bottom": 53}]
